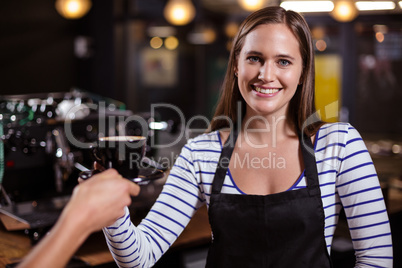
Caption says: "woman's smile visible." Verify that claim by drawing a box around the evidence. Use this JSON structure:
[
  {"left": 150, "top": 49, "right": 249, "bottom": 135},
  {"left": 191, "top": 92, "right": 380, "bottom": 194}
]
[{"left": 252, "top": 85, "right": 282, "bottom": 96}]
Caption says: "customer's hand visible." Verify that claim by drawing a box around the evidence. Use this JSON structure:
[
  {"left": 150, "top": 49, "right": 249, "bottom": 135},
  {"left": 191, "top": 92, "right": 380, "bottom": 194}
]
[
  {"left": 63, "top": 168, "right": 140, "bottom": 236},
  {"left": 17, "top": 169, "right": 140, "bottom": 268}
]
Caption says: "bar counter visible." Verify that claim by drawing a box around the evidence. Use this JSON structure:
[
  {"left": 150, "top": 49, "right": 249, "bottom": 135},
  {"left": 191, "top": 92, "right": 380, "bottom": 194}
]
[{"left": 0, "top": 205, "right": 211, "bottom": 267}]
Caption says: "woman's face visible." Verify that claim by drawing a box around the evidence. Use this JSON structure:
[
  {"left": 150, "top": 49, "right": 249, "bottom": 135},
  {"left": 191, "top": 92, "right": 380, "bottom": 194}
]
[{"left": 236, "top": 23, "right": 303, "bottom": 119}]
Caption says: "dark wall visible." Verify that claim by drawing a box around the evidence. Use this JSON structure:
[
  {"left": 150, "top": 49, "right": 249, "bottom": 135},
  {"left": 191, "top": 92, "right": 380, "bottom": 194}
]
[
  {"left": 77, "top": 0, "right": 115, "bottom": 101},
  {"left": 0, "top": 0, "right": 234, "bottom": 125},
  {"left": 0, "top": 0, "right": 80, "bottom": 95},
  {"left": 0, "top": 0, "right": 116, "bottom": 101},
  {"left": 0, "top": 0, "right": 221, "bottom": 119}
]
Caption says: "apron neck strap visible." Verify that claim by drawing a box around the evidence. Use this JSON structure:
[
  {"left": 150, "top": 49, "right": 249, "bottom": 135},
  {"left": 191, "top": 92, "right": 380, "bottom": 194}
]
[
  {"left": 212, "top": 129, "right": 320, "bottom": 196},
  {"left": 212, "top": 129, "right": 237, "bottom": 194},
  {"left": 299, "top": 132, "right": 320, "bottom": 196}
]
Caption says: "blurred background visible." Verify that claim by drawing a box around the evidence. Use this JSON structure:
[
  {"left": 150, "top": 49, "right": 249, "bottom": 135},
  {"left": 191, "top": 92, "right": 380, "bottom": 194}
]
[
  {"left": 1, "top": 0, "right": 402, "bottom": 127},
  {"left": 0, "top": 0, "right": 402, "bottom": 267}
]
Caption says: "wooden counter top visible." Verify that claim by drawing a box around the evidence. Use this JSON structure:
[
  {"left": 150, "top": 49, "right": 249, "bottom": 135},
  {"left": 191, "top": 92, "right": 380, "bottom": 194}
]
[
  {"left": 0, "top": 222, "right": 32, "bottom": 267},
  {"left": 0, "top": 205, "right": 211, "bottom": 267}
]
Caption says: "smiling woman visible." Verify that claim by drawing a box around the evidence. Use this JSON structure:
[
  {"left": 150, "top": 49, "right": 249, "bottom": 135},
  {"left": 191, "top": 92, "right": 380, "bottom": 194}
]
[{"left": 99, "top": 6, "right": 392, "bottom": 268}]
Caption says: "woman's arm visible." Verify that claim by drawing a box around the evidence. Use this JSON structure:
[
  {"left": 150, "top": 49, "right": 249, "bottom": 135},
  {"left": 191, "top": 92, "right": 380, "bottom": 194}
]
[
  {"left": 17, "top": 169, "right": 140, "bottom": 268},
  {"left": 103, "top": 142, "right": 206, "bottom": 267},
  {"left": 336, "top": 125, "right": 393, "bottom": 267}
]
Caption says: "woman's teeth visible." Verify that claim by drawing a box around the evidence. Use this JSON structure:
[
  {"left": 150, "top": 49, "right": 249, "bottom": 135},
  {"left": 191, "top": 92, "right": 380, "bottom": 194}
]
[{"left": 254, "top": 87, "right": 279, "bottom": 94}]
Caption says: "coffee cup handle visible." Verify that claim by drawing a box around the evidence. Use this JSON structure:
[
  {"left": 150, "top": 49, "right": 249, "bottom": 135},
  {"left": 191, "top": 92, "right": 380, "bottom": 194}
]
[
  {"left": 91, "top": 147, "right": 102, "bottom": 163},
  {"left": 91, "top": 146, "right": 112, "bottom": 168},
  {"left": 90, "top": 146, "right": 114, "bottom": 171},
  {"left": 79, "top": 146, "right": 103, "bottom": 180}
]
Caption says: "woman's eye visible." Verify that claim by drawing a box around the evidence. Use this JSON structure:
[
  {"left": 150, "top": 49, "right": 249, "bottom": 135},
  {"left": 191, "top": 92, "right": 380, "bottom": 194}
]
[
  {"left": 247, "top": 56, "right": 260, "bottom": 63},
  {"left": 278, "top": 59, "right": 290, "bottom": 66}
]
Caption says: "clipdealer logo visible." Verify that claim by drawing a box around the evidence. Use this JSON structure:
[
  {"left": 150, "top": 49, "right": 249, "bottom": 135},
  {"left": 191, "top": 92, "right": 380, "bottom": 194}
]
[{"left": 62, "top": 100, "right": 342, "bottom": 167}]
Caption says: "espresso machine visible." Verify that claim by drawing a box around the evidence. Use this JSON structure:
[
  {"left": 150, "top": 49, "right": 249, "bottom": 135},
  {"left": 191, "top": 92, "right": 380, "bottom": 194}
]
[{"left": 0, "top": 89, "right": 164, "bottom": 240}]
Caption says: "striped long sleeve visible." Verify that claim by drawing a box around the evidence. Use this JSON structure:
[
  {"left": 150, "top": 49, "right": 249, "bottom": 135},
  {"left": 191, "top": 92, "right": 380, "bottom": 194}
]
[
  {"left": 102, "top": 134, "right": 212, "bottom": 267},
  {"left": 335, "top": 125, "right": 392, "bottom": 267},
  {"left": 103, "top": 123, "right": 393, "bottom": 268}
]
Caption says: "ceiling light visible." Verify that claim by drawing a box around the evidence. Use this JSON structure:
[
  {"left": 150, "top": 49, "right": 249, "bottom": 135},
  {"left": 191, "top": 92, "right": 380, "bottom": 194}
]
[
  {"left": 238, "top": 0, "right": 266, "bottom": 11},
  {"left": 164, "top": 0, "right": 196, "bottom": 26},
  {"left": 355, "top": 1, "right": 395, "bottom": 10},
  {"left": 55, "top": 0, "right": 92, "bottom": 19},
  {"left": 150, "top": 37, "right": 163, "bottom": 49},
  {"left": 165, "top": 36, "right": 179, "bottom": 50},
  {"left": 315, "top": 40, "right": 327, "bottom": 51},
  {"left": 375, "top": 32, "right": 385, "bottom": 43},
  {"left": 311, "top": 27, "right": 326, "bottom": 39},
  {"left": 280, "top": 1, "right": 334, "bottom": 12},
  {"left": 225, "top": 22, "right": 240, "bottom": 38},
  {"left": 331, "top": 0, "right": 358, "bottom": 22}
]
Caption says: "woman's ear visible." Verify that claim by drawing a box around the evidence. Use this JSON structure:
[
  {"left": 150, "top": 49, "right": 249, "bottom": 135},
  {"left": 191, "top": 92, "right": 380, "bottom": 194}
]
[{"left": 298, "top": 72, "right": 304, "bottom": 85}]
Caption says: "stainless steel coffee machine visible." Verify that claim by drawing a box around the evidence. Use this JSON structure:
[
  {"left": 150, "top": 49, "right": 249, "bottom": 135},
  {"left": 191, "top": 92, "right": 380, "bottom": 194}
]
[{"left": 0, "top": 90, "right": 135, "bottom": 202}]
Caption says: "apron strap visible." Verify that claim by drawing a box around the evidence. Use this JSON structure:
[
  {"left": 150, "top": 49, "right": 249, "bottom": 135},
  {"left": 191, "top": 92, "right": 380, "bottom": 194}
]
[
  {"left": 212, "top": 130, "right": 238, "bottom": 194},
  {"left": 212, "top": 129, "right": 320, "bottom": 196},
  {"left": 299, "top": 132, "right": 320, "bottom": 196}
]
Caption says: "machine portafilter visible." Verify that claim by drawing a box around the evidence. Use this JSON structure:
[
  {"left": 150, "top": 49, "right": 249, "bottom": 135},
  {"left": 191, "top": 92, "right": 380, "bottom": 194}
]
[{"left": 46, "top": 127, "right": 75, "bottom": 193}]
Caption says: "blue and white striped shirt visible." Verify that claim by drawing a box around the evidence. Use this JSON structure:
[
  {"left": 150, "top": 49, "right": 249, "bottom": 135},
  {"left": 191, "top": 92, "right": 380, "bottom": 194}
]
[{"left": 103, "top": 122, "right": 393, "bottom": 267}]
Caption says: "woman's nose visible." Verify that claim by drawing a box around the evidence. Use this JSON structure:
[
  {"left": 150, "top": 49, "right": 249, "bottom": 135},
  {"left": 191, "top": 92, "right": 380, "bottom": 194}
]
[{"left": 258, "top": 63, "right": 275, "bottom": 82}]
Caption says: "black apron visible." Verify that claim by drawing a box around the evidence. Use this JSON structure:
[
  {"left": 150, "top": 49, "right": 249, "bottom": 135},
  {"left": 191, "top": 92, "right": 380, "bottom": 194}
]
[{"left": 206, "top": 130, "right": 332, "bottom": 267}]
